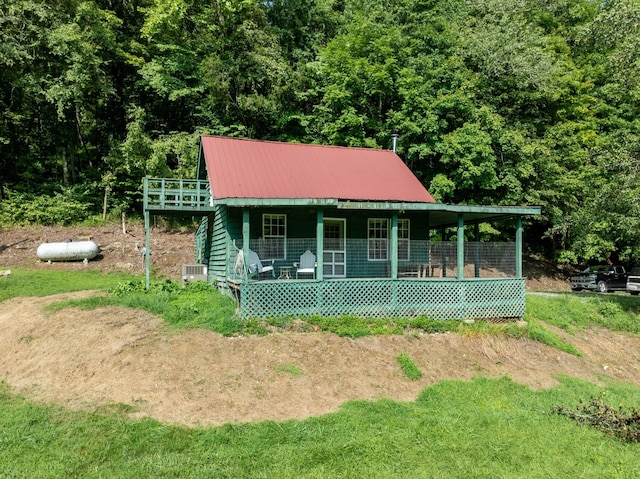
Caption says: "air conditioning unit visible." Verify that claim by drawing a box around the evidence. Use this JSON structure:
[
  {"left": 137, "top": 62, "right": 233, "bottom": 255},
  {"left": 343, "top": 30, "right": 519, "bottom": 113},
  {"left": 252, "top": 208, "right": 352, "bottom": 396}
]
[{"left": 182, "top": 264, "right": 208, "bottom": 284}]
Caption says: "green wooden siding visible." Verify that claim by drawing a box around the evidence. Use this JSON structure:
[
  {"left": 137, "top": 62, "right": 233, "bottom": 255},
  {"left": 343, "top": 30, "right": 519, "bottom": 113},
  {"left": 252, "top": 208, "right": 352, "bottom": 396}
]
[
  {"left": 221, "top": 207, "right": 445, "bottom": 279},
  {"left": 195, "top": 218, "right": 208, "bottom": 264},
  {"left": 209, "top": 204, "right": 238, "bottom": 286}
]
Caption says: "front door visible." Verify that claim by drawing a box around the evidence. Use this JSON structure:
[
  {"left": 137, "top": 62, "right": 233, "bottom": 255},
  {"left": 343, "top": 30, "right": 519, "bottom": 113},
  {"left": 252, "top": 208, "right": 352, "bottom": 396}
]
[{"left": 323, "top": 218, "right": 346, "bottom": 278}]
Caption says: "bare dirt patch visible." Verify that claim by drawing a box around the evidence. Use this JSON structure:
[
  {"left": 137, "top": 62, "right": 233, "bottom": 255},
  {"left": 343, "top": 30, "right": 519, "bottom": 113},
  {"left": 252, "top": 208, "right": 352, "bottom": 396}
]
[
  {"left": 0, "top": 221, "right": 195, "bottom": 278},
  {"left": 2, "top": 292, "right": 640, "bottom": 427},
  {"left": 2, "top": 223, "right": 636, "bottom": 428}
]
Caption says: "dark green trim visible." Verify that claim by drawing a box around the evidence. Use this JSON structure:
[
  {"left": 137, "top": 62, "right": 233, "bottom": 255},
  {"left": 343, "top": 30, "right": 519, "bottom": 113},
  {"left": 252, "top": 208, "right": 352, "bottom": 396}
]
[
  {"left": 242, "top": 209, "right": 250, "bottom": 266},
  {"left": 144, "top": 211, "right": 150, "bottom": 289},
  {"left": 391, "top": 213, "right": 398, "bottom": 280},
  {"left": 214, "top": 197, "right": 540, "bottom": 215},
  {"left": 516, "top": 217, "right": 523, "bottom": 278},
  {"left": 474, "top": 223, "right": 480, "bottom": 278},
  {"left": 316, "top": 209, "right": 324, "bottom": 280},
  {"left": 457, "top": 214, "right": 464, "bottom": 280}
]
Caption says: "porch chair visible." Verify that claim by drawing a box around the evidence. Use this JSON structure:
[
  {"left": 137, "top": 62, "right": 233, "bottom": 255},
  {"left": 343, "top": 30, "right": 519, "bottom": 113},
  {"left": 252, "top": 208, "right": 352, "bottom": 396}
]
[
  {"left": 294, "top": 250, "right": 316, "bottom": 279},
  {"left": 247, "top": 250, "right": 275, "bottom": 279}
]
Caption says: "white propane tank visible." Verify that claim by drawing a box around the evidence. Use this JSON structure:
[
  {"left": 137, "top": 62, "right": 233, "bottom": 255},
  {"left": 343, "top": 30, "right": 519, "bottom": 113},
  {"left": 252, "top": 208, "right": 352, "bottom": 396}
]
[{"left": 37, "top": 241, "right": 100, "bottom": 262}]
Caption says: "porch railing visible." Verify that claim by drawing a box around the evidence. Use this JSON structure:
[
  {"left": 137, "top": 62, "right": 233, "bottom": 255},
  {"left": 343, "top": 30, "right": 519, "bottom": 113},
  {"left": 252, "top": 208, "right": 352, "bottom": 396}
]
[{"left": 227, "top": 238, "right": 517, "bottom": 281}]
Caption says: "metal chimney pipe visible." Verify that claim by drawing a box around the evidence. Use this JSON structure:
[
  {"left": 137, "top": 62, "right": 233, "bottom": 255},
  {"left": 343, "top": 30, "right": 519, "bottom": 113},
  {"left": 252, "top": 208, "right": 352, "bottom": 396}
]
[{"left": 391, "top": 134, "right": 399, "bottom": 153}]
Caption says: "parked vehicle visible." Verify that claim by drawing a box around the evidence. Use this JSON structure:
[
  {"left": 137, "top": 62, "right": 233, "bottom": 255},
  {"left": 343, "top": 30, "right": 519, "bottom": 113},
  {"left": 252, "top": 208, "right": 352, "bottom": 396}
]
[
  {"left": 570, "top": 265, "right": 629, "bottom": 293},
  {"left": 627, "top": 267, "right": 640, "bottom": 296}
]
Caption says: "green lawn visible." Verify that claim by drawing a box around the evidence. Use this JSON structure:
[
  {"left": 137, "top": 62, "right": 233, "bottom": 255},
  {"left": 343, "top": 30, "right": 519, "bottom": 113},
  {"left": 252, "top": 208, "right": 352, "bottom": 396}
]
[
  {"left": 1, "top": 377, "right": 639, "bottom": 478},
  {"left": 0, "top": 267, "right": 137, "bottom": 303},
  {"left": 1, "top": 270, "right": 640, "bottom": 477}
]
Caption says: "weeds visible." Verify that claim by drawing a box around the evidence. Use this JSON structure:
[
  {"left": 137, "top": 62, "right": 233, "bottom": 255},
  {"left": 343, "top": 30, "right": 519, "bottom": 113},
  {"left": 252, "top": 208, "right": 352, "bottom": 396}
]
[
  {"left": 553, "top": 393, "right": 640, "bottom": 443},
  {"left": 275, "top": 364, "right": 303, "bottom": 377}
]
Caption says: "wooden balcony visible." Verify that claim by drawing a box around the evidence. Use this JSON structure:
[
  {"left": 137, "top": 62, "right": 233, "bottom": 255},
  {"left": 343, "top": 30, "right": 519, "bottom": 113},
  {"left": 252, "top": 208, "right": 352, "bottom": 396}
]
[{"left": 143, "top": 178, "right": 214, "bottom": 215}]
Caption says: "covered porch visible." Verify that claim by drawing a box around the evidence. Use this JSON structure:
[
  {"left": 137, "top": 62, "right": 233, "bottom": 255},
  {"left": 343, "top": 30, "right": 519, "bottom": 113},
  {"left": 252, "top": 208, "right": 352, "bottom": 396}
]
[{"left": 210, "top": 200, "right": 538, "bottom": 320}]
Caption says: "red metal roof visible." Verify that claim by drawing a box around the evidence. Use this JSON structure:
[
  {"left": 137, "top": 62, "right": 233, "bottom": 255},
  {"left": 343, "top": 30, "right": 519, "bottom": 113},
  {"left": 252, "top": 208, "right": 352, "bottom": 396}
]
[{"left": 201, "top": 136, "right": 435, "bottom": 203}]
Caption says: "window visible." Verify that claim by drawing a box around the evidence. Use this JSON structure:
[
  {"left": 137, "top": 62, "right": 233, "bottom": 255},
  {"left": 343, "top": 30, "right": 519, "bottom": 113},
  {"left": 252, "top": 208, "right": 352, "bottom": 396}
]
[
  {"left": 398, "top": 219, "right": 410, "bottom": 261},
  {"left": 262, "top": 214, "right": 286, "bottom": 259},
  {"left": 368, "top": 218, "right": 388, "bottom": 261}
]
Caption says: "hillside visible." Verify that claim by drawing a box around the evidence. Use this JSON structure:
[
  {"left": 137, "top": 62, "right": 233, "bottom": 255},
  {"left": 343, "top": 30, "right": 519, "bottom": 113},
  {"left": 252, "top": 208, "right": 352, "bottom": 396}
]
[{"left": 3, "top": 223, "right": 626, "bottom": 428}]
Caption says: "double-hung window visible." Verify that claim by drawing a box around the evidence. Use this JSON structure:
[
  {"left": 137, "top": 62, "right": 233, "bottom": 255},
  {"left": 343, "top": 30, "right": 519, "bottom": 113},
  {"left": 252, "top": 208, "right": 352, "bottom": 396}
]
[
  {"left": 262, "top": 214, "right": 286, "bottom": 259},
  {"left": 398, "top": 219, "right": 410, "bottom": 261},
  {"left": 368, "top": 218, "right": 388, "bottom": 261}
]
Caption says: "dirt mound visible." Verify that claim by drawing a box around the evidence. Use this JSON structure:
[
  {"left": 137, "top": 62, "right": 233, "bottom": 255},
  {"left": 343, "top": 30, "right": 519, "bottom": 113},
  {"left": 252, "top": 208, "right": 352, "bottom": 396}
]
[{"left": 1, "top": 291, "right": 639, "bottom": 426}]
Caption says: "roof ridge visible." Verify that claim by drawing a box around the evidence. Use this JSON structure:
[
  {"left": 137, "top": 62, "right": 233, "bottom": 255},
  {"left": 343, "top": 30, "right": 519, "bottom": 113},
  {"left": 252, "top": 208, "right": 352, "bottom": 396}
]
[{"left": 200, "top": 135, "right": 394, "bottom": 153}]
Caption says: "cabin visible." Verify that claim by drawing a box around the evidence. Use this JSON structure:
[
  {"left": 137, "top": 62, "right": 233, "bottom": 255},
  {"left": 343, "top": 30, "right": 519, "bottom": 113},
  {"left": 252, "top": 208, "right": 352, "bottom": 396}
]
[{"left": 143, "top": 135, "right": 540, "bottom": 320}]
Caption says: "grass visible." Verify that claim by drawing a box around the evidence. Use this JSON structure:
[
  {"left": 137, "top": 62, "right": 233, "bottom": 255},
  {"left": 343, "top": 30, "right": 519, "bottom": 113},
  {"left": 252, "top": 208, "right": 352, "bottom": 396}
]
[
  {"left": 525, "top": 292, "right": 640, "bottom": 335},
  {"left": 3, "top": 271, "right": 640, "bottom": 475},
  {"left": 0, "top": 267, "right": 137, "bottom": 303},
  {"left": 1, "top": 377, "right": 640, "bottom": 478},
  {"left": 45, "top": 278, "right": 242, "bottom": 335},
  {"left": 275, "top": 364, "right": 303, "bottom": 377},
  {"left": 5, "top": 268, "right": 640, "bottom": 354},
  {"left": 397, "top": 353, "right": 422, "bottom": 380}
]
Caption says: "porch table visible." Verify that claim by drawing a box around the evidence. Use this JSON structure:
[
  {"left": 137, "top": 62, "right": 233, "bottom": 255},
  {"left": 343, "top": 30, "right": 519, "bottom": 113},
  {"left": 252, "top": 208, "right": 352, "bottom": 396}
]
[
  {"left": 398, "top": 263, "right": 430, "bottom": 278},
  {"left": 278, "top": 266, "right": 292, "bottom": 280}
]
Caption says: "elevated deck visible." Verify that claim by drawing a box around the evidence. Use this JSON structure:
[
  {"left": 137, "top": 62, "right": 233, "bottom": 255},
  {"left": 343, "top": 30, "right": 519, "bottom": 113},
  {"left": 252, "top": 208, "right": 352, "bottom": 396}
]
[{"left": 143, "top": 178, "right": 214, "bottom": 215}]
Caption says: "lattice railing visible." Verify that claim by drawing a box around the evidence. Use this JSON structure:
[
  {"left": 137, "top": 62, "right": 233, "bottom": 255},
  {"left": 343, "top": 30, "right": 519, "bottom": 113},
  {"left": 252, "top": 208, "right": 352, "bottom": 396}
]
[{"left": 239, "top": 278, "right": 526, "bottom": 320}]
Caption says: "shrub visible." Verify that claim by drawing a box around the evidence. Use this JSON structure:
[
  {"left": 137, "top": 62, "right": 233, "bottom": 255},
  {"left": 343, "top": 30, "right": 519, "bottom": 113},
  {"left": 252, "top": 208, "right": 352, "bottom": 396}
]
[{"left": 0, "top": 190, "right": 92, "bottom": 226}]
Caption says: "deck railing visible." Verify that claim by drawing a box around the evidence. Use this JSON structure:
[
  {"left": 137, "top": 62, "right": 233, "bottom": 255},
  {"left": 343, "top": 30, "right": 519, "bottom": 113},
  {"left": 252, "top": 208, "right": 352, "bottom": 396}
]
[
  {"left": 224, "top": 238, "right": 525, "bottom": 320},
  {"left": 143, "top": 178, "right": 212, "bottom": 212}
]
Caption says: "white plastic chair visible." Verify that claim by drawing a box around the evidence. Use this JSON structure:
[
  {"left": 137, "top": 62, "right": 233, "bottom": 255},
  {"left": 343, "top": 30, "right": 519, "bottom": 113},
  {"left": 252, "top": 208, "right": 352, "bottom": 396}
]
[
  {"left": 247, "top": 250, "right": 275, "bottom": 279},
  {"left": 294, "top": 250, "right": 316, "bottom": 279}
]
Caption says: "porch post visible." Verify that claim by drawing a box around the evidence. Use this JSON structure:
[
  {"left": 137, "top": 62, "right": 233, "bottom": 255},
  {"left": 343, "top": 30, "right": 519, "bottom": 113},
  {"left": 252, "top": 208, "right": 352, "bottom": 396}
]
[
  {"left": 242, "top": 208, "right": 250, "bottom": 262},
  {"left": 457, "top": 213, "right": 464, "bottom": 280},
  {"left": 516, "top": 216, "right": 523, "bottom": 278},
  {"left": 144, "top": 210, "right": 151, "bottom": 289},
  {"left": 441, "top": 227, "right": 447, "bottom": 277},
  {"left": 426, "top": 213, "right": 431, "bottom": 276},
  {"left": 474, "top": 222, "right": 480, "bottom": 278},
  {"left": 316, "top": 209, "right": 324, "bottom": 280},
  {"left": 391, "top": 213, "right": 398, "bottom": 279}
]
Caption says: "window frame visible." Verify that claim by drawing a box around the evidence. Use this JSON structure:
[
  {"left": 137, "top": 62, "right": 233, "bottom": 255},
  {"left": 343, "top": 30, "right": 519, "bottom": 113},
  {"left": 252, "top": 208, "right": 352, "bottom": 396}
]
[
  {"left": 368, "top": 218, "right": 389, "bottom": 261},
  {"left": 398, "top": 218, "right": 410, "bottom": 261},
  {"left": 262, "top": 213, "right": 287, "bottom": 259}
]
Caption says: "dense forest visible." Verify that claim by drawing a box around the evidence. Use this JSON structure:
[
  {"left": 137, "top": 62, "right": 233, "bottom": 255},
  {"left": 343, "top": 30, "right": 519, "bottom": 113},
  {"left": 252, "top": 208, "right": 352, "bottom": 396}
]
[{"left": 1, "top": 0, "right": 640, "bottom": 264}]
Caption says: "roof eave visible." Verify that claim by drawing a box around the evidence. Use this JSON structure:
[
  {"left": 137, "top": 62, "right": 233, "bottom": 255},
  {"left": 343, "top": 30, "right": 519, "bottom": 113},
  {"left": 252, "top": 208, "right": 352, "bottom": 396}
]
[{"left": 213, "top": 196, "right": 541, "bottom": 215}]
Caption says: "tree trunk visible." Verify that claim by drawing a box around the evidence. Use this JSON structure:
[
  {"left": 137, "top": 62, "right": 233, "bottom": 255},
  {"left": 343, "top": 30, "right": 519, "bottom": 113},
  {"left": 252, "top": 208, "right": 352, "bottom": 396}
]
[
  {"left": 62, "top": 150, "right": 69, "bottom": 186},
  {"left": 102, "top": 186, "right": 109, "bottom": 220}
]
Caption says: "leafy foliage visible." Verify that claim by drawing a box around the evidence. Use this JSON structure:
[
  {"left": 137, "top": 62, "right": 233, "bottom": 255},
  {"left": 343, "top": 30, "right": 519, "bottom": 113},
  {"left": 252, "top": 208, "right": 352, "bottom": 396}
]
[
  {"left": 2, "top": 0, "right": 640, "bottom": 264},
  {"left": 0, "top": 190, "right": 92, "bottom": 226}
]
